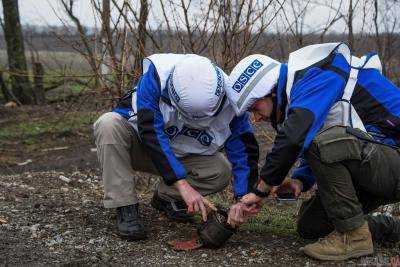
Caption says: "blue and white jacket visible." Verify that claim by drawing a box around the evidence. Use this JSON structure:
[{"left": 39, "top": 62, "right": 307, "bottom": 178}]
[
  {"left": 261, "top": 43, "right": 400, "bottom": 191},
  {"left": 114, "top": 54, "right": 259, "bottom": 197}
]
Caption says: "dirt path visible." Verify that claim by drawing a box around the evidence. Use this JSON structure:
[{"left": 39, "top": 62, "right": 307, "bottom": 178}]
[
  {"left": 1, "top": 103, "right": 399, "bottom": 265},
  {"left": 1, "top": 171, "right": 399, "bottom": 266}
]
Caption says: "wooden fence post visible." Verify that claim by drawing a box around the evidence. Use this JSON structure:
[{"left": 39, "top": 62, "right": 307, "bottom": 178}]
[{"left": 33, "top": 62, "right": 45, "bottom": 105}]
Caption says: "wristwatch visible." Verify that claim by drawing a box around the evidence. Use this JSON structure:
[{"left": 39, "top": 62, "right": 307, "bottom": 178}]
[{"left": 253, "top": 187, "right": 269, "bottom": 198}]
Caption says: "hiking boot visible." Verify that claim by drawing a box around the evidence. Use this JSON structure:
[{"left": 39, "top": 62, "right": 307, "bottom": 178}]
[
  {"left": 381, "top": 215, "right": 400, "bottom": 244},
  {"left": 151, "top": 192, "right": 194, "bottom": 223},
  {"left": 116, "top": 204, "right": 147, "bottom": 241},
  {"left": 300, "top": 221, "right": 373, "bottom": 261},
  {"left": 367, "top": 213, "right": 400, "bottom": 245}
]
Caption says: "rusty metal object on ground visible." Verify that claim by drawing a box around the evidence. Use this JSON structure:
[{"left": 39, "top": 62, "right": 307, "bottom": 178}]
[
  {"left": 168, "top": 206, "right": 235, "bottom": 250},
  {"left": 197, "top": 206, "right": 236, "bottom": 248},
  {"left": 168, "top": 236, "right": 203, "bottom": 251}
]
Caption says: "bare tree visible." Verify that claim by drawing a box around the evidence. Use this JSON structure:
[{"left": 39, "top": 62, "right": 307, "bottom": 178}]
[
  {"left": 157, "top": 0, "right": 222, "bottom": 54},
  {"left": 280, "top": 0, "right": 311, "bottom": 49},
  {"left": 347, "top": 0, "right": 354, "bottom": 49},
  {"left": 53, "top": 0, "right": 154, "bottom": 102},
  {"left": 59, "top": 0, "right": 101, "bottom": 88},
  {"left": 132, "top": 0, "right": 148, "bottom": 83},
  {"left": 372, "top": 0, "right": 400, "bottom": 79},
  {"left": 100, "top": 0, "right": 112, "bottom": 86},
  {"left": 312, "top": 0, "right": 344, "bottom": 42},
  {"left": 0, "top": 71, "right": 12, "bottom": 102},
  {"left": 384, "top": 1, "right": 400, "bottom": 82},
  {"left": 1, "top": 0, "right": 32, "bottom": 104},
  {"left": 212, "top": 0, "right": 284, "bottom": 69},
  {"left": 50, "top": 0, "right": 399, "bottom": 100},
  {"left": 154, "top": 0, "right": 283, "bottom": 69}
]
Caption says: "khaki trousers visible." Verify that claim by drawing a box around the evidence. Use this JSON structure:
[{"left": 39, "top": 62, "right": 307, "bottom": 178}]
[{"left": 93, "top": 112, "right": 232, "bottom": 208}]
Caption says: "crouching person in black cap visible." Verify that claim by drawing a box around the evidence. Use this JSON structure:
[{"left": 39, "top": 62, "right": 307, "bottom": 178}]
[{"left": 225, "top": 43, "right": 400, "bottom": 261}]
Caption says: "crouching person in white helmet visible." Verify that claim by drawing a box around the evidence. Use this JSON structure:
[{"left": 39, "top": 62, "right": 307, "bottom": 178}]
[
  {"left": 93, "top": 54, "right": 259, "bottom": 241},
  {"left": 225, "top": 43, "right": 400, "bottom": 261}
]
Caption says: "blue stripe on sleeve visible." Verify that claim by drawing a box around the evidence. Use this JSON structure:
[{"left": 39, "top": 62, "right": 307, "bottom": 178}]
[
  {"left": 291, "top": 159, "right": 315, "bottom": 192},
  {"left": 137, "top": 63, "right": 186, "bottom": 181},
  {"left": 290, "top": 55, "right": 349, "bottom": 151},
  {"left": 358, "top": 69, "right": 400, "bottom": 118},
  {"left": 225, "top": 113, "right": 254, "bottom": 197},
  {"left": 112, "top": 107, "right": 132, "bottom": 119}
]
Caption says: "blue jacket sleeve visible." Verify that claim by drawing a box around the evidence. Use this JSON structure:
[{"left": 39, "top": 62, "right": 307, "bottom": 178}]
[
  {"left": 291, "top": 159, "right": 315, "bottom": 192},
  {"left": 225, "top": 113, "right": 259, "bottom": 198},
  {"left": 137, "top": 63, "right": 186, "bottom": 186},
  {"left": 290, "top": 68, "right": 345, "bottom": 151},
  {"left": 113, "top": 87, "right": 136, "bottom": 119},
  {"left": 261, "top": 61, "right": 347, "bottom": 186}
]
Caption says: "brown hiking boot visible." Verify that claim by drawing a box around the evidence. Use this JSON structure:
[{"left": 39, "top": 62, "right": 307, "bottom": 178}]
[{"left": 300, "top": 222, "right": 373, "bottom": 261}]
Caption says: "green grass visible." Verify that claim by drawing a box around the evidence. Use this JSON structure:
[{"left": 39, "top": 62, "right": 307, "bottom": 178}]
[
  {"left": 70, "top": 83, "right": 86, "bottom": 93},
  {"left": 241, "top": 202, "right": 298, "bottom": 235},
  {"left": 0, "top": 111, "right": 98, "bottom": 141},
  {"left": 208, "top": 193, "right": 298, "bottom": 236}
]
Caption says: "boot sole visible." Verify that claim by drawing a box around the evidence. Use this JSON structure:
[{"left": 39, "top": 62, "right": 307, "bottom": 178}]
[{"left": 301, "top": 247, "right": 374, "bottom": 261}]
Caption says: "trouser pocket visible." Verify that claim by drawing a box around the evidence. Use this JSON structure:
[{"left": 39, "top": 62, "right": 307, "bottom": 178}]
[{"left": 314, "top": 126, "right": 362, "bottom": 163}]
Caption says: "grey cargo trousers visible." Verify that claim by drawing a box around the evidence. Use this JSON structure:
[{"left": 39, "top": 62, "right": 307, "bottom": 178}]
[
  {"left": 93, "top": 112, "right": 231, "bottom": 208},
  {"left": 297, "top": 126, "right": 400, "bottom": 243}
]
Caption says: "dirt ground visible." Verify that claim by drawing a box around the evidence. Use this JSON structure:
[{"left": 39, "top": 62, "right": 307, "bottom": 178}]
[{"left": 0, "top": 99, "right": 399, "bottom": 266}]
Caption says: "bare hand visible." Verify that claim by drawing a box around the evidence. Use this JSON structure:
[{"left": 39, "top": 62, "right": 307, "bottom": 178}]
[
  {"left": 273, "top": 179, "right": 303, "bottom": 199},
  {"left": 269, "top": 186, "right": 279, "bottom": 198},
  {"left": 290, "top": 179, "right": 303, "bottom": 198},
  {"left": 175, "top": 180, "right": 216, "bottom": 221},
  {"left": 227, "top": 202, "right": 260, "bottom": 228},
  {"left": 240, "top": 192, "right": 264, "bottom": 207}
]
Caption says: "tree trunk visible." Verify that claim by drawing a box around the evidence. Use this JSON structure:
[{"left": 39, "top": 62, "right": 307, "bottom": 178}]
[
  {"left": 347, "top": 0, "right": 354, "bottom": 51},
  {"left": 33, "top": 62, "right": 45, "bottom": 104},
  {"left": 2, "top": 0, "right": 32, "bottom": 104},
  {"left": 100, "top": 0, "right": 111, "bottom": 86},
  {"left": 373, "top": 0, "right": 387, "bottom": 76},
  {"left": 0, "top": 70, "right": 11, "bottom": 102},
  {"left": 133, "top": 0, "right": 148, "bottom": 84}
]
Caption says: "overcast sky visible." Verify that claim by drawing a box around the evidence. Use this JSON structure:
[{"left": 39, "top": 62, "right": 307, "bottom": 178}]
[
  {"left": 18, "top": 0, "right": 100, "bottom": 27},
  {"left": 3, "top": 0, "right": 399, "bottom": 33}
]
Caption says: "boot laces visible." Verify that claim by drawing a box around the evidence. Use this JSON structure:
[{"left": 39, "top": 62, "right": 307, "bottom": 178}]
[{"left": 318, "top": 230, "right": 349, "bottom": 247}]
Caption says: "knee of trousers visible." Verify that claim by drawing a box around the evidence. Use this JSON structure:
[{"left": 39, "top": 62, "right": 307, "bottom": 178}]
[{"left": 93, "top": 112, "right": 129, "bottom": 145}]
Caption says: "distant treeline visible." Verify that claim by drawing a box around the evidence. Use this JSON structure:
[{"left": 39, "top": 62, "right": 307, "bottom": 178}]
[{"left": 0, "top": 27, "right": 399, "bottom": 61}]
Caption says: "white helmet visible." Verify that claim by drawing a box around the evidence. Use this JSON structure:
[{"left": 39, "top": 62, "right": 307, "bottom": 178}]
[
  {"left": 227, "top": 54, "right": 281, "bottom": 116},
  {"left": 168, "top": 55, "right": 226, "bottom": 121}
]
